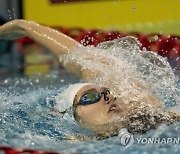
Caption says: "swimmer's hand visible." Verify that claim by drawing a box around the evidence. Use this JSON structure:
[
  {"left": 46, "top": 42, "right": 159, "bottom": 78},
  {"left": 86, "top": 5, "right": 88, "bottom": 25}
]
[{"left": 0, "top": 19, "right": 26, "bottom": 40}]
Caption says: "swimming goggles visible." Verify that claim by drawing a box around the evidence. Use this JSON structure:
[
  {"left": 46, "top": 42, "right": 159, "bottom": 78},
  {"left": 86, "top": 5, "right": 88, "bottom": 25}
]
[{"left": 79, "top": 89, "right": 112, "bottom": 105}]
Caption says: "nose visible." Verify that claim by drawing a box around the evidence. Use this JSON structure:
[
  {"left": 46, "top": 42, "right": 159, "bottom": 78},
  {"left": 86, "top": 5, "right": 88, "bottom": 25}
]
[{"left": 104, "top": 93, "right": 116, "bottom": 104}]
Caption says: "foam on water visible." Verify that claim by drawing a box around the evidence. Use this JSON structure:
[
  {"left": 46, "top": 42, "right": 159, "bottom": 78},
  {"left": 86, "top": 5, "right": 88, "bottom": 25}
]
[
  {"left": 0, "top": 37, "right": 179, "bottom": 153},
  {"left": 60, "top": 36, "right": 179, "bottom": 106}
]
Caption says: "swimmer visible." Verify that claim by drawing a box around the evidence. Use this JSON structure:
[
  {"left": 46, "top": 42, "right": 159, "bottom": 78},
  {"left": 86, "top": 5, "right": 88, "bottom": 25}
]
[{"left": 0, "top": 20, "right": 179, "bottom": 138}]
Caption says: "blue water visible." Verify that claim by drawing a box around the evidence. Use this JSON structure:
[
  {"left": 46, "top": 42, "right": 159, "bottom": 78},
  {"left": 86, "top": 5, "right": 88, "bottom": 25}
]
[
  {"left": 0, "top": 72, "right": 179, "bottom": 154},
  {"left": 0, "top": 38, "right": 180, "bottom": 153}
]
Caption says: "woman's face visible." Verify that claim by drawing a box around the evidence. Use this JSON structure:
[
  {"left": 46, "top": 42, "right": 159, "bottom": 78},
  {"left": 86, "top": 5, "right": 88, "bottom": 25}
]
[{"left": 73, "top": 84, "right": 129, "bottom": 126}]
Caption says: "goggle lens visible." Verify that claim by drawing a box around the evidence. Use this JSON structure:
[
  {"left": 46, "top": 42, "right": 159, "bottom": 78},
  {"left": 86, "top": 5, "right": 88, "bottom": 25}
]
[{"left": 79, "top": 91, "right": 100, "bottom": 105}]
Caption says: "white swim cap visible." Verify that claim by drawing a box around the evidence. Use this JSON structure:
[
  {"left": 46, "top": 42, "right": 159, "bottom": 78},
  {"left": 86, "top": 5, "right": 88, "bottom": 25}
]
[{"left": 55, "top": 83, "right": 92, "bottom": 112}]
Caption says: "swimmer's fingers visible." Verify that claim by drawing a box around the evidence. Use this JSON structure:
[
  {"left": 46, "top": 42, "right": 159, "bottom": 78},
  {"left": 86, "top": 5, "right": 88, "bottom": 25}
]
[
  {"left": 0, "top": 31, "right": 25, "bottom": 40},
  {"left": 0, "top": 19, "right": 26, "bottom": 40}
]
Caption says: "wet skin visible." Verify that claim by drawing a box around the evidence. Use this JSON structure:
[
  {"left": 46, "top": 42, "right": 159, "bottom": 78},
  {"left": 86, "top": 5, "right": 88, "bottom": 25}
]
[
  {"left": 73, "top": 84, "right": 180, "bottom": 137},
  {"left": 73, "top": 84, "right": 131, "bottom": 126}
]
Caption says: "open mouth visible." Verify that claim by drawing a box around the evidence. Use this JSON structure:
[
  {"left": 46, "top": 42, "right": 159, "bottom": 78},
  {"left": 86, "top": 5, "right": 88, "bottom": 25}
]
[{"left": 108, "top": 104, "right": 118, "bottom": 113}]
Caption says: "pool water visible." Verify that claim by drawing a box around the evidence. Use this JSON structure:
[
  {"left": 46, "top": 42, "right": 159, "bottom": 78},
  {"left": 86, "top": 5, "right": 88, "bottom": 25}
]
[{"left": 0, "top": 38, "right": 179, "bottom": 153}]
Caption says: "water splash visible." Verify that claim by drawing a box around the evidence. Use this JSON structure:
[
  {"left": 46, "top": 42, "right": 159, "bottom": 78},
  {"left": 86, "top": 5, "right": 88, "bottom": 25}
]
[
  {"left": 0, "top": 37, "right": 179, "bottom": 153},
  {"left": 60, "top": 36, "right": 179, "bottom": 107}
]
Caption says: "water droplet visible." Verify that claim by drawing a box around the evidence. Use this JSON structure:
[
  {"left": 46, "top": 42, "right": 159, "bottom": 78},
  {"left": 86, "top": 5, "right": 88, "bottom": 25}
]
[
  {"left": 153, "top": 35, "right": 159, "bottom": 41},
  {"left": 35, "top": 79, "right": 39, "bottom": 83},
  {"left": 4, "top": 80, "right": 8, "bottom": 84}
]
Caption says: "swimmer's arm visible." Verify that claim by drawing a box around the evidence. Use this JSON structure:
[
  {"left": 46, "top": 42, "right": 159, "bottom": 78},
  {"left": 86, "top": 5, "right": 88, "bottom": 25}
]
[
  {"left": 0, "top": 20, "right": 113, "bottom": 79},
  {"left": 0, "top": 19, "right": 79, "bottom": 57}
]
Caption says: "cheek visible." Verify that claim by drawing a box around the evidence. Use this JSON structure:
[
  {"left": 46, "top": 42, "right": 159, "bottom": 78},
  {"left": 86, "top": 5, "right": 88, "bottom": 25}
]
[{"left": 76, "top": 104, "right": 109, "bottom": 125}]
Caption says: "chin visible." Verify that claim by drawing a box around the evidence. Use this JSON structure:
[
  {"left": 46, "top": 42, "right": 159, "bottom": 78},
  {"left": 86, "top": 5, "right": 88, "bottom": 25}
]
[
  {"left": 77, "top": 117, "right": 123, "bottom": 139},
  {"left": 108, "top": 110, "right": 124, "bottom": 123}
]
